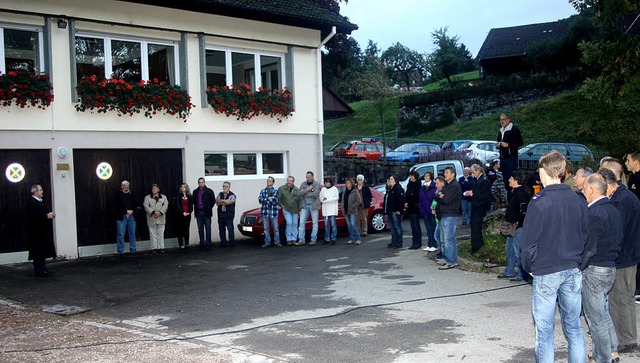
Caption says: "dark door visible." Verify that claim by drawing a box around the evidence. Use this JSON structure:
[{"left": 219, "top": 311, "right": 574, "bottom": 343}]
[
  {"left": 0, "top": 150, "right": 51, "bottom": 253},
  {"left": 74, "top": 149, "right": 183, "bottom": 247}
]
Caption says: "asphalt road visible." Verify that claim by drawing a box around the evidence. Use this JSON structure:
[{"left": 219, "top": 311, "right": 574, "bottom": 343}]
[{"left": 1, "top": 222, "right": 638, "bottom": 362}]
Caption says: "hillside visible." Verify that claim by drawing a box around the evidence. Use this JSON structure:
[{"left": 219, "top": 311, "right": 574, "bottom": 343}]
[{"left": 324, "top": 91, "right": 608, "bottom": 153}]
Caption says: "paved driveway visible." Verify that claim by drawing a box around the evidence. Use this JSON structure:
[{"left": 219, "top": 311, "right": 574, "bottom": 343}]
[{"left": 1, "top": 224, "right": 638, "bottom": 362}]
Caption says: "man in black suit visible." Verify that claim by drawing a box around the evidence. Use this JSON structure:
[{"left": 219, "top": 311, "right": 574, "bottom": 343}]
[
  {"left": 496, "top": 113, "right": 523, "bottom": 199},
  {"left": 26, "top": 184, "right": 56, "bottom": 277},
  {"left": 579, "top": 173, "right": 623, "bottom": 363},
  {"left": 466, "top": 164, "right": 491, "bottom": 254}
]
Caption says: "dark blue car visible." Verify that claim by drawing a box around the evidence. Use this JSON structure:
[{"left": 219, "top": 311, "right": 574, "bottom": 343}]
[{"left": 379, "top": 143, "right": 441, "bottom": 163}]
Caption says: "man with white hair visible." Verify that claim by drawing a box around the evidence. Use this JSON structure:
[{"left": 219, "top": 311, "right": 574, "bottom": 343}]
[{"left": 114, "top": 180, "right": 137, "bottom": 255}]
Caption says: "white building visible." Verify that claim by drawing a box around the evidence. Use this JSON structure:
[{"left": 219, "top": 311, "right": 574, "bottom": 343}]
[{"left": 0, "top": 0, "right": 356, "bottom": 263}]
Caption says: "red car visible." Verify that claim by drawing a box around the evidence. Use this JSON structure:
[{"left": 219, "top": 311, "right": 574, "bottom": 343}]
[
  {"left": 331, "top": 138, "right": 390, "bottom": 160},
  {"left": 237, "top": 184, "right": 386, "bottom": 240}
]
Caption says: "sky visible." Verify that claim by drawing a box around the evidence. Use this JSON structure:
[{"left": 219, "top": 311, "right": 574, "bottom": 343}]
[{"left": 340, "top": 0, "right": 578, "bottom": 57}]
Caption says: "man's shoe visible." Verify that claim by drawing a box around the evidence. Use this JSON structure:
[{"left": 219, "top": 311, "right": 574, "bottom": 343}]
[
  {"left": 436, "top": 259, "right": 447, "bottom": 266},
  {"left": 510, "top": 277, "right": 524, "bottom": 283},
  {"left": 309, "top": 241, "right": 317, "bottom": 246},
  {"left": 635, "top": 296, "right": 640, "bottom": 305},
  {"left": 322, "top": 240, "right": 330, "bottom": 245},
  {"left": 275, "top": 244, "right": 282, "bottom": 247},
  {"left": 330, "top": 240, "right": 336, "bottom": 245},
  {"left": 346, "top": 240, "right": 354, "bottom": 244},
  {"left": 293, "top": 241, "right": 305, "bottom": 246},
  {"left": 387, "top": 243, "right": 394, "bottom": 249},
  {"left": 439, "top": 264, "right": 458, "bottom": 270},
  {"left": 361, "top": 233, "right": 367, "bottom": 237},
  {"left": 355, "top": 240, "right": 361, "bottom": 245},
  {"left": 497, "top": 274, "right": 514, "bottom": 279},
  {"left": 618, "top": 343, "right": 637, "bottom": 353},
  {"left": 261, "top": 244, "right": 270, "bottom": 248}
]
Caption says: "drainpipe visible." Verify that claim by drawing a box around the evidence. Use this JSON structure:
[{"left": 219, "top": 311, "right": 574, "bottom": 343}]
[{"left": 317, "top": 26, "right": 336, "bottom": 177}]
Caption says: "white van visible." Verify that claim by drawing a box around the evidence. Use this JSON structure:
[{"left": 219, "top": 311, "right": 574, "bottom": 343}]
[{"left": 373, "top": 159, "right": 465, "bottom": 193}]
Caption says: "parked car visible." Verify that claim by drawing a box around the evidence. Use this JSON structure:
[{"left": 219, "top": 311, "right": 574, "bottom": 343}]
[
  {"left": 237, "top": 184, "right": 386, "bottom": 241},
  {"left": 518, "top": 142, "right": 595, "bottom": 170},
  {"left": 441, "top": 140, "right": 474, "bottom": 151},
  {"left": 456, "top": 140, "right": 500, "bottom": 166},
  {"left": 373, "top": 159, "right": 465, "bottom": 193},
  {"left": 332, "top": 138, "right": 391, "bottom": 160},
  {"left": 378, "top": 143, "right": 441, "bottom": 163}
]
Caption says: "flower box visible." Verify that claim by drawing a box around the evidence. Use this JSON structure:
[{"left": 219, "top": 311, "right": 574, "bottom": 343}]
[{"left": 205, "top": 83, "right": 294, "bottom": 122}]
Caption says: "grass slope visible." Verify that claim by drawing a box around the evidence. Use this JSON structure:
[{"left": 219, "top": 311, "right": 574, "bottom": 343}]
[
  {"left": 421, "top": 70, "right": 480, "bottom": 92},
  {"left": 325, "top": 91, "right": 605, "bottom": 151}
]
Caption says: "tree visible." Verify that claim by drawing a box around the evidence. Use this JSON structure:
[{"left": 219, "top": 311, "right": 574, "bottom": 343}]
[
  {"left": 361, "top": 60, "right": 395, "bottom": 158},
  {"left": 322, "top": 34, "right": 362, "bottom": 88},
  {"left": 380, "top": 42, "right": 427, "bottom": 90},
  {"left": 570, "top": 0, "right": 640, "bottom": 157},
  {"left": 428, "top": 27, "right": 476, "bottom": 84}
]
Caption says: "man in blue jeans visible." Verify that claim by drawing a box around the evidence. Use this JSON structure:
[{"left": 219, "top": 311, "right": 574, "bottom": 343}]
[
  {"left": 114, "top": 180, "right": 137, "bottom": 255},
  {"left": 521, "top": 150, "right": 589, "bottom": 363},
  {"left": 579, "top": 173, "right": 623, "bottom": 363},
  {"left": 436, "top": 167, "right": 462, "bottom": 270},
  {"left": 259, "top": 176, "right": 281, "bottom": 248},
  {"left": 296, "top": 171, "right": 321, "bottom": 245},
  {"left": 192, "top": 177, "right": 215, "bottom": 250}
]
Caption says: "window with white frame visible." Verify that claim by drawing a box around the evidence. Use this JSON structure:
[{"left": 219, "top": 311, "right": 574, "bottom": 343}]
[
  {"left": 205, "top": 47, "right": 284, "bottom": 90},
  {"left": 75, "top": 34, "right": 179, "bottom": 84},
  {"left": 0, "top": 25, "right": 44, "bottom": 74},
  {"left": 204, "top": 152, "right": 285, "bottom": 180}
]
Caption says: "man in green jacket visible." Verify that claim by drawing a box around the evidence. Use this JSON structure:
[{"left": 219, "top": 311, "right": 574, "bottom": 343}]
[{"left": 278, "top": 176, "right": 301, "bottom": 245}]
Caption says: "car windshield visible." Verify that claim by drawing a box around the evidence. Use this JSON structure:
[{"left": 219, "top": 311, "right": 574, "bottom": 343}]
[
  {"left": 334, "top": 142, "right": 352, "bottom": 151},
  {"left": 393, "top": 143, "right": 420, "bottom": 152},
  {"left": 519, "top": 145, "right": 533, "bottom": 153},
  {"left": 457, "top": 142, "right": 473, "bottom": 149}
]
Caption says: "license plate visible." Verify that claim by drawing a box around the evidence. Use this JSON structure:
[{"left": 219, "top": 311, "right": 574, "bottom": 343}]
[{"left": 242, "top": 226, "right": 253, "bottom": 232}]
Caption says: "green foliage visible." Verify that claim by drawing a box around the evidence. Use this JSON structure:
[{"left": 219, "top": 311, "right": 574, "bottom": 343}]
[
  {"left": 428, "top": 27, "right": 477, "bottom": 84},
  {"left": 421, "top": 70, "right": 480, "bottom": 91},
  {"left": 380, "top": 42, "right": 427, "bottom": 90},
  {"left": 459, "top": 235, "right": 507, "bottom": 265},
  {"left": 402, "top": 73, "right": 580, "bottom": 107}
]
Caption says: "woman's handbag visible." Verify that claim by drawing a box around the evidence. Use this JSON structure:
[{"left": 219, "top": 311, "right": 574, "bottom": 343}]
[{"left": 500, "top": 221, "right": 516, "bottom": 237}]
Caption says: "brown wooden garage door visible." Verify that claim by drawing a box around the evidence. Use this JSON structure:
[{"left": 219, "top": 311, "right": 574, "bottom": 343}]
[
  {"left": 0, "top": 150, "right": 51, "bottom": 253},
  {"left": 74, "top": 149, "right": 183, "bottom": 247}
]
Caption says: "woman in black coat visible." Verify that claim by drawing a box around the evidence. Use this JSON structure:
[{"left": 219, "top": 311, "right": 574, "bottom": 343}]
[{"left": 384, "top": 175, "right": 405, "bottom": 248}]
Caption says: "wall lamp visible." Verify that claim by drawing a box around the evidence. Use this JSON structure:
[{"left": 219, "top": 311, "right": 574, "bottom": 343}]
[{"left": 57, "top": 18, "right": 67, "bottom": 29}]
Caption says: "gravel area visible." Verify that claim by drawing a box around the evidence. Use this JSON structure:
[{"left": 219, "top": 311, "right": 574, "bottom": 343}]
[{"left": 0, "top": 302, "right": 232, "bottom": 362}]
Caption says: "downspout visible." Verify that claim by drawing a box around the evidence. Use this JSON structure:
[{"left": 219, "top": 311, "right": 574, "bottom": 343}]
[{"left": 317, "top": 26, "right": 336, "bottom": 177}]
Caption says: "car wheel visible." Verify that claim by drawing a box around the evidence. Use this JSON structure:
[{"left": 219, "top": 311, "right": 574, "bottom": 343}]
[{"left": 369, "top": 210, "right": 386, "bottom": 233}]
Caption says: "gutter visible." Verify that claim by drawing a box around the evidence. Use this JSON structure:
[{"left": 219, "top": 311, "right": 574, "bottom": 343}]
[{"left": 316, "top": 26, "right": 336, "bottom": 178}]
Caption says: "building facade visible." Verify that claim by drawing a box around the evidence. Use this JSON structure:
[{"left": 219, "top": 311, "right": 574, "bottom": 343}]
[{"left": 0, "top": 0, "right": 355, "bottom": 263}]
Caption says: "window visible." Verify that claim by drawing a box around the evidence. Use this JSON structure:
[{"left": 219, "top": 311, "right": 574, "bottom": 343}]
[
  {"left": 75, "top": 34, "right": 179, "bottom": 84},
  {"left": 415, "top": 166, "right": 435, "bottom": 178},
  {"left": 437, "top": 163, "right": 455, "bottom": 176},
  {"left": 0, "top": 26, "right": 43, "bottom": 74},
  {"left": 205, "top": 46, "right": 284, "bottom": 91},
  {"left": 204, "top": 152, "right": 286, "bottom": 180},
  {"left": 428, "top": 145, "right": 440, "bottom": 153}
]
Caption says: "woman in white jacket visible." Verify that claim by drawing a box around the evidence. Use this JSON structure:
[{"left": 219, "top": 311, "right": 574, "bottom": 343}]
[{"left": 319, "top": 177, "right": 339, "bottom": 245}]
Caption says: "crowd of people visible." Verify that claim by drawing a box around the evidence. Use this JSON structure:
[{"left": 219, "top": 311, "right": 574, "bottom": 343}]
[{"left": 23, "top": 112, "right": 640, "bottom": 362}]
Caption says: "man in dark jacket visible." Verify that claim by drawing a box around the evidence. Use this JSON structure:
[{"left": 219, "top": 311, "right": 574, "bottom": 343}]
[
  {"left": 467, "top": 164, "right": 491, "bottom": 254},
  {"left": 600, "top": 160, "right": 640, "bottom": 354},
  {"left": 192, "top": 177, "right": 215, "bottom": 249},
  {"left": 436, "top": 167, "right": 462, "bottom": 270},
  {"left": 520, "top": 150, "right": 588, "bottom": 363},
  {"left": 580, "top": 173, "right": 623, "bottom": 363},
  {"left": 405, "top": 171, "right": 422, "bottom": 249},
  {"left": 496, "top": 113, "right": 523, "bottom": 198},
  {"left": 27, "top": 184, "right": 56, "bottom": 277},
  {"left": 384, "top": 175, "right": 404, "bottom": 249},
  {"left": 114, "top": 180, "right": 137, "bottom": 255}
]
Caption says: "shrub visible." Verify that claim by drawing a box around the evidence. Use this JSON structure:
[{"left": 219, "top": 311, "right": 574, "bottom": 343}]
[
  {"left": 0, "top": 71, "right": 54, "bottom": 109},
  {"left": 205, "top": 84, "right": 294, "bottom": 122},
  {"left": 75, "top": 76, "right": 193, "bottom": 122}
]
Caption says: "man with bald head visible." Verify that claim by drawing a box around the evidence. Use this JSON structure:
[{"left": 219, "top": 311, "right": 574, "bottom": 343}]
[
  {"left": 599, "top": 163, "right": 640, "bottom": 354},
  {"left": 580, "top": 173, "right": 623, "bottom": 363}
]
